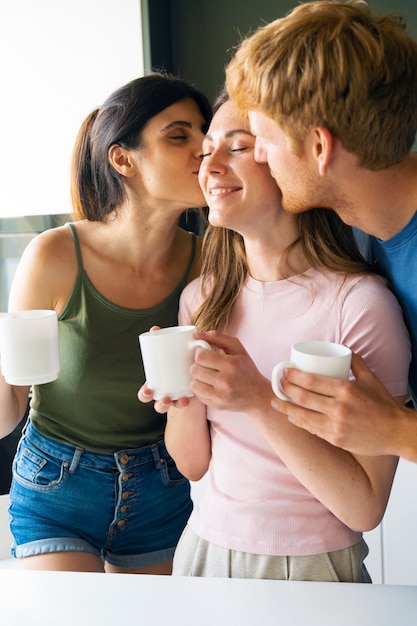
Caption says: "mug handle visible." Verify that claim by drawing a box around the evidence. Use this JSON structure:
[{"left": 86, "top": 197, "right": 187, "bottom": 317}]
[
  {"left": 190, "top": 339, "right": 212, "bottom": 352},
  {"left": 271, "top": 361, "right": 298, "bottom": 401}
]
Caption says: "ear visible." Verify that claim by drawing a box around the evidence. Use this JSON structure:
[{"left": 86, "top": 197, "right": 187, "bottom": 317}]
[
  {"left": 312, "top": 127, "right": 334, "bottom": 176},
  {"left": 108, "top": 144, "right": 136, "bottom": 178}
]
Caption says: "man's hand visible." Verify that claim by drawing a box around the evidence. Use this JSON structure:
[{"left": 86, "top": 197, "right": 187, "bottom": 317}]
[{"left": 271, "top": 352, "right": 412, "bottom": 458}]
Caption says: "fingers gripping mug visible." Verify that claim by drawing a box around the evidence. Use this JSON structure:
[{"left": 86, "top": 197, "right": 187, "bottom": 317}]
[
  {"left": 271, "top": 340, "right": 352, "bottom": 401},
  {"left": 139, "top": 325, "right": 211, "bottom": 401}
]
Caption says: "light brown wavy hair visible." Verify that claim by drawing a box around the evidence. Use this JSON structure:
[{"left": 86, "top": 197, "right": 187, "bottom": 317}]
[
  {"left": 225, "top": 1, "right": 417, "bottom": 170},
  {"left": 192, "top": 91, "right": 375, "bottom": 332}
]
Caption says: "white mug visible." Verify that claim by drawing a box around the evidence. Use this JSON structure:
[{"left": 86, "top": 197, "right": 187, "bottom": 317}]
[
  {"left": 0, "top": 310, "right": 60, "bottom": 386},
  {"left": 271, "top": 340, "right": 352, "bottom": 401},
  {"left": 139, "top": 325, "right": 211, "bottom": 401}
]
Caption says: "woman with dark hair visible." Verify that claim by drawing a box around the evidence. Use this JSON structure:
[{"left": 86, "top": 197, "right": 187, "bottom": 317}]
[{"left": 1, "top": 72, "right": 212, "bottom": 573}]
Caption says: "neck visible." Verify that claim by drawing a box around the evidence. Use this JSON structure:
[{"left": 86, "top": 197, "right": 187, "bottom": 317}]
[
  {"left": 337, "top": 154, "right": 417, "bottom": 240},
  {"left": 94, "top": 203, "right": 183, "bottom": 269},
  {"left": 244, "top": 235, "right": 309, "bottom": 282}
]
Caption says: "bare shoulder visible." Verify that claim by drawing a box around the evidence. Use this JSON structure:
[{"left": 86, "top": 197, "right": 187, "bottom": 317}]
[
  {"left": 8, "top": 223, "right": 78, "bottom": 312},
  {"left": 19, "top": 224, "right": 76, "bottom": 273}
]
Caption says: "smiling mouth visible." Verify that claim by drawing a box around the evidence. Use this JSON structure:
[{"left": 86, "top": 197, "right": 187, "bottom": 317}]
[{"left": 209, "top": 188, "right": 239, "bottom": 196}]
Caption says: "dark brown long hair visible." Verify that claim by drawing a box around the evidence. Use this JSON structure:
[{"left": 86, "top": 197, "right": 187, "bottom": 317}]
[{"left": 70, "top": 72, "right": 212, "bottom": 221}]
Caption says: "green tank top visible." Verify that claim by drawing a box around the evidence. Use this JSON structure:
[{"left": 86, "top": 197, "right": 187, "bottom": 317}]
[{"left": 30, "top": 223, "right": 197, "bottom": 452}]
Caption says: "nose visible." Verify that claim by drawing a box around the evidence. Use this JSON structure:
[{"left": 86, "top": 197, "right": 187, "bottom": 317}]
[
  {"left": 199, "top": 149, "right": 227, "bottom": 175},
  {"left": 193, "top": 135, "right": 205, "bottom": 160},
  {"left": 254, "top": 137, "right": 267, "bottom": 164}
]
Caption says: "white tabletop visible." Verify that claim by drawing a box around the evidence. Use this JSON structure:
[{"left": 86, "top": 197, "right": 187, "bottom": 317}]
[{"left": 1, "top": 570, "right": 416, "bottom": 626}]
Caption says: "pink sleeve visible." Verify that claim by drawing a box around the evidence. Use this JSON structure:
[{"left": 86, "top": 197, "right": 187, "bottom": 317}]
[{"left": 340, "top": 275, "right": 411, "bottom": 396}]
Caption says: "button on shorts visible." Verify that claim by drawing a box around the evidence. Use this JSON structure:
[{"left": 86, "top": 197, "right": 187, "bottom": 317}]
[{"left": 9, "top": 420, "right": 192, "bottom": 568}]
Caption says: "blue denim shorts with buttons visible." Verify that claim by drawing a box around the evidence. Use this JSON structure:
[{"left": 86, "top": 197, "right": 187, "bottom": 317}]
[{"left": 9, "top": 420, "right": 192, "bottom": 567}]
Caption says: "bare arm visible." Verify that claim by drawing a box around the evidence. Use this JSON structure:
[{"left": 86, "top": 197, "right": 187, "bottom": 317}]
[
  {"left": 0, "top": 380, "right": 30, "bottom": 439},
  {"left": 273, "top": 352, "right": 417, "bottom": 462},
  {"left": 1, "top": 226, "right": 75, "bottom": 438},
  {"left": 189, "top": 331, "right": 399, "bottom": 532},
  {"left": 165, "top": 396, "right": 211, "bottom": 482}
]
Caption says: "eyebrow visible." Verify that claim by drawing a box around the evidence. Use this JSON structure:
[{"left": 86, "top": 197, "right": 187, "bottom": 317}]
[
  {"left": 160, "top": 120, "right": 193, "bottom": 132},
  {"left": 204, "top": 129, "right": 254, "bottom": 141}
]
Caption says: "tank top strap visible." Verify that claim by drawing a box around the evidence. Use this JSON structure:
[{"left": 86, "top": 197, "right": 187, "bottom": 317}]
[
  {"left": 65, "top": 223, "right": 195, "bottom": 287},
  {"left": 181, "top": 232, "right": 197, "bottom": 287},
  {"left": 66, "top": 222, "right": 84, "bottom": 271}
]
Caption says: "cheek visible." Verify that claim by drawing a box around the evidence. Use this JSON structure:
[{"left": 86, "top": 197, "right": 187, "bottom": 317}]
[
  {"left": 270, "top": 146, "right": 296, "bottom": 179},
  {"left": 198, "top": 169, "right": 206, "bottom": 189},
  {"left": 255, "top": 168, "right": 281, "bottom": 196},
  {"left": 265, "top": 152, "right": 281, "bottom": 177}
]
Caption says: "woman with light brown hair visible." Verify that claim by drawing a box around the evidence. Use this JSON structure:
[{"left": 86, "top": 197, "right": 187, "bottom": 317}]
[{"left": 154, "top": 93, "right": 411, "bottom": 582}]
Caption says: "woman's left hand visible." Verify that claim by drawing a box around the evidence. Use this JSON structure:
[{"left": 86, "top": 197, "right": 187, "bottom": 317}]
[{"left": 189, "top": 330, "right": 272, "bottom": 413}]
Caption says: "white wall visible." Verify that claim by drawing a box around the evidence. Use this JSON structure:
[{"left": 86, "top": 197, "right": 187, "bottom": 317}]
[
  {"left": 0, "top": 0, "right": 145, "bottom": 218},
  {"left": 381, "top": 459, "right": 417, "bottom": 585},
  {"left": 364, "top": 459, "right": 417, "bottom": 585}
]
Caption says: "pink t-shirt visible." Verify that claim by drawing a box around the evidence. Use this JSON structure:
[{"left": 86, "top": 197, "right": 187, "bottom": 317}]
[{"left": 178, "top": 268, "right": 411, "bottom": 556}]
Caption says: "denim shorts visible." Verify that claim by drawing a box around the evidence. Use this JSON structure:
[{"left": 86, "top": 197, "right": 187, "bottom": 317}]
[{"left": 9, "top": 420, "right": 192, "bottom": 567}]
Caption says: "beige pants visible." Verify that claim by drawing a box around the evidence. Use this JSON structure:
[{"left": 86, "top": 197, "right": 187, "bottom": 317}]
[{"left": 172, "top": 526, "right": 371, "bottom": 583}]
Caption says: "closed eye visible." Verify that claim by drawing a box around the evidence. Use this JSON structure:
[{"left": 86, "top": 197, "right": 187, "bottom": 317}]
[
  {"left": 201, "top": 146, "right": 250, "bottom": 158},
  {"left": 169, "top": 134, "right": 189, "bottom": 140}
]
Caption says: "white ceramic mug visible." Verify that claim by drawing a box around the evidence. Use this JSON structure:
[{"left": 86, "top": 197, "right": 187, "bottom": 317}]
[
  {"left": 139, "top": 325, "right": 211, "bottom": 401},
  {"left": 271, "top": 340, "right": 352, "bottom": 401},
  {"left": 0, "top": 310, "right": 60, "bottom": 386}
]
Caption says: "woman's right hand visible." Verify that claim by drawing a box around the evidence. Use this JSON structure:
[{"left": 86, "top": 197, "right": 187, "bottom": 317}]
[
  {"left": 137, "top": 383, "right": 191, "bottom": 414},
  {"left": 0, "top": 373, "right": 30, "bottom": 438},
  {"left": 138, "top": 324, "right": 192, "bottom": 413}
]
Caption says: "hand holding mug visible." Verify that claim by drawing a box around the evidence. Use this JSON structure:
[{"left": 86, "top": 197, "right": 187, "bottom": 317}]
[
  {"left": 271, "top": 341, "right": 352, "bottom": 402},
  {"left": 139, "top": 325, "right": 211, "bottom": 401},
  {"left": 0, "top": 310, "right": 60, "bottom": 386}
]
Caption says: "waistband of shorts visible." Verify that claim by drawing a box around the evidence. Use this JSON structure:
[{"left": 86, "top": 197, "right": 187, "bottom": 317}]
[{"left": 22, "top": 420, "right": 167, "bottom": 472}]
